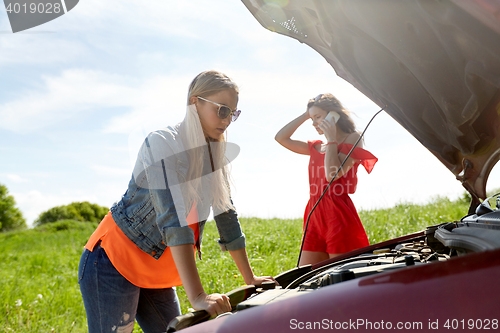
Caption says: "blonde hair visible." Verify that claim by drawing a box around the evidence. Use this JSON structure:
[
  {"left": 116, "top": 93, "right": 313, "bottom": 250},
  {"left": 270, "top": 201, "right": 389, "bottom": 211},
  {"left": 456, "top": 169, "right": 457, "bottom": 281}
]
[
  {"left": 307, "top": 93, "right": 356, "bottom": 134},
  {"left": 178, "top": 70, "right": 237, "bottom": 215}
]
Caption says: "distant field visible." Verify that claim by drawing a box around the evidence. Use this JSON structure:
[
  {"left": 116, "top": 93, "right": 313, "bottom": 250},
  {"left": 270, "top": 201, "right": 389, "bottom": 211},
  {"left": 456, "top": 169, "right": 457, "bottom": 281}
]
[{"left": 0, "top": 195, "right": 472, "bottom": 332}]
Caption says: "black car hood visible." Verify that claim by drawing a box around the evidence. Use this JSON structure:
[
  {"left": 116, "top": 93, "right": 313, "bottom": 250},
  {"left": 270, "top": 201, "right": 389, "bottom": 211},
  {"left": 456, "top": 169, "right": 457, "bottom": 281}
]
[{"left": 242, "top": 0, "right": 500, "bottom": 209}]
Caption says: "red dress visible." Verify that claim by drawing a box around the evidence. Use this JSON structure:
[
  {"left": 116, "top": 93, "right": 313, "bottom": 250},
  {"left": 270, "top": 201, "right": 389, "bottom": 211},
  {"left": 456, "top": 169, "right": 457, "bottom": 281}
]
[{"left": 302, "top": 140, "right": 377, "bottom": 253}]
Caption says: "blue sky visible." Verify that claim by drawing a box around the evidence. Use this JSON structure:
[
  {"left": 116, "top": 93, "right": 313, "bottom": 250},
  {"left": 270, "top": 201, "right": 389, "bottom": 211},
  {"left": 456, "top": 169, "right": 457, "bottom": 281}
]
[{"left": 1, "top": 0, "right": 497, "bottom": 226}]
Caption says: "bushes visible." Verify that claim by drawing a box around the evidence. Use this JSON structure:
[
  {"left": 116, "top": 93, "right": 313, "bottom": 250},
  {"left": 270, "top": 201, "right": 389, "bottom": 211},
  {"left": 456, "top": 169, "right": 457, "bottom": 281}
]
[
  {"left": 34, "top": 202, "right": 109, "bottom": 226},
  {"left": 0, "top": 183, "right": 26, "bottom": 232},
  {"left": 35, "top": 219, "right": 99, "bottom": 232}
]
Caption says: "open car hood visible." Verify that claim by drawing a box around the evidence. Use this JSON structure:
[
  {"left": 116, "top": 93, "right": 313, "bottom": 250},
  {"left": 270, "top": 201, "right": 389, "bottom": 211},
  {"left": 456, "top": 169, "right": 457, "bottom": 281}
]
[{"left": 242, "top": 0, "right": 500, "bottom": 209}]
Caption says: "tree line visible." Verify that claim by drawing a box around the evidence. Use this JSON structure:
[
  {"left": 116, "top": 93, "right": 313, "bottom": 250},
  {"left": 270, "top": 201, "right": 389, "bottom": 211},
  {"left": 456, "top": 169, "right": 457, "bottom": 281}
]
[{"left": 0, "top": 183, "right": 108, "bottom": 232}]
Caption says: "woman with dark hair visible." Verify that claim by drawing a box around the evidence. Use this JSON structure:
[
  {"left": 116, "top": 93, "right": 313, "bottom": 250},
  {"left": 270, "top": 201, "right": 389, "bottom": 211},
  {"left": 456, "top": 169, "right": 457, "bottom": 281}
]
[
  {"left": 79, "top": 70, "right": 274, "bottom": 333},
  {"left": 276, "top": 93, "right": 377, "bottom": 266}
]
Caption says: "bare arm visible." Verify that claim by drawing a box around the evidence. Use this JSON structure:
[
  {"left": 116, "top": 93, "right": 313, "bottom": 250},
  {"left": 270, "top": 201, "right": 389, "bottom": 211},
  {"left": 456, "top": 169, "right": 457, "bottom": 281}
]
[
  {"left": 317, "top": 118, "right": 362, "bottom": 182},
  {"left": 275, "top": 111, "right": 310, "bottom": 155},
  {"left": 323, "top": 132, "right": 362, "bottom": 182},
  {"left": 229, "top": 248, "right": 276, "bottom": 286},
  {"left": 170, "top": 244, "right": 231, "bottom": 317}
]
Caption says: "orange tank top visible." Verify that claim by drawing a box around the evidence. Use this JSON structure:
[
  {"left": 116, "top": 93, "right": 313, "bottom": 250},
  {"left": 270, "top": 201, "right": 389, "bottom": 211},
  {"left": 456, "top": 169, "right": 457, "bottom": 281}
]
[{"left": 84, "top": 207, "right": 199, "bottom": 289}]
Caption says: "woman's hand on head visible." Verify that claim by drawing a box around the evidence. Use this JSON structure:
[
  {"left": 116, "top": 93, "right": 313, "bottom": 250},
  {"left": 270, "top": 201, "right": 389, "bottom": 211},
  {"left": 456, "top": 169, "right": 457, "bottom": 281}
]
[
  {"left": 318, "top": 116, "right": 337, "bottom": 142},
  {"left": 193, "top": 292, "right": 231, "bottom": 318}
]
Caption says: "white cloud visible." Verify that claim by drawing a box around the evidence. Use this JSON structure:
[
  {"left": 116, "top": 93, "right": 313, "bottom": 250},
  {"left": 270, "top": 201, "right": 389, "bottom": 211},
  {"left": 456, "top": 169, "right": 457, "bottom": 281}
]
[
  {"left": 102, "top": 74, "right": 192, "bottom": 134},
  {"left": 55, "top": 0, "right": 257, "bottom": 41},
  {"left": 0, "top": 69, "right": 137, "bottom": 132},
  {"left": 90, "top": 164, "right": 131, "bottom": 177},
  {"left": 6, "top": 174, "right": 29, "bottom": 183},
  {"left": 0, "top": 34, "right": 87, "bottom": 66},
  {"left": 0, "top": 67, "right": 202, "bottom": 136}
]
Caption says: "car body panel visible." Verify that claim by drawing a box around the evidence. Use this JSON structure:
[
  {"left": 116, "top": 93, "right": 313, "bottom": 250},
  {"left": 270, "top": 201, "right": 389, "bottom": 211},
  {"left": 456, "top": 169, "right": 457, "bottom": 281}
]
[{"left": 181, "top": 248, "right": 500, "bottom": 332}]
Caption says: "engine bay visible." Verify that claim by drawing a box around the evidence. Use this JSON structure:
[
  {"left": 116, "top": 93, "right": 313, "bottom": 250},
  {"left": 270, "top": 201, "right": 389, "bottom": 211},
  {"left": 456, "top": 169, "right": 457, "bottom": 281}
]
[
  {"left": 167, "top": 202, "right": 500, "bottom": 332},
  {"left": 236, "top": 235, "right": 450, "bottom": 309},
  {"left": 235, "top": 204, "right": 500, "bottom": 310}
]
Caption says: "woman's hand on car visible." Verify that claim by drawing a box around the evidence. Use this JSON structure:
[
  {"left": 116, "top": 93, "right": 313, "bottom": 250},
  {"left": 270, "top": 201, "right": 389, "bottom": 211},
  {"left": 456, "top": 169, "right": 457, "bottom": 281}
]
[
  {"left": 248, "top": 275, "right": 279, "bottom": 287},
  {"left": 193, "top": 292, "right": 232, "bottom": 317}
]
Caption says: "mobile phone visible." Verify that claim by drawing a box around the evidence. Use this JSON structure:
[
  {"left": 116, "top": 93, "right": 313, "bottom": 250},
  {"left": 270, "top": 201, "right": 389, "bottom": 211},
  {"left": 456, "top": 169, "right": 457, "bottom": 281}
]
[{"left": 324, "top": 111, "right": 340, "bottom": 124}]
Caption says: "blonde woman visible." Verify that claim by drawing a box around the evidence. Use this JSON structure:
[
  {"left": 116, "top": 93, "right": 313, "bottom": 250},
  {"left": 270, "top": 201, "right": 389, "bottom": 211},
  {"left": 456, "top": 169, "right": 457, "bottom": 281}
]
[
  {"left": 79, "top": 70, "right": 274, "bottom": 333},
  {"left": 276, "top": 93, "right": 377, "bottom": 266}
]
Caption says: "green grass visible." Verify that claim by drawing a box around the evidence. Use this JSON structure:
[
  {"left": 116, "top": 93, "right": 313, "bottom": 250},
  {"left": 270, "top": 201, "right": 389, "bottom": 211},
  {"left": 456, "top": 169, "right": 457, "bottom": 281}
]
[
  {"left": 360, "top": 195, "right": 470, "bottom": 243},
  {"left": 0, "top": 220, "right": 97, "bottom": 333},
  {"left": 0, "top": 195, "right": 475, "bottom": 332}
]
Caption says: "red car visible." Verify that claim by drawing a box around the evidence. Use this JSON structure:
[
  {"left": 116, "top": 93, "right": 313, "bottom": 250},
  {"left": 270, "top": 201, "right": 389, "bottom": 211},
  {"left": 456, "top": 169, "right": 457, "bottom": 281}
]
[{"left": 168, "top": 1, "right": 500, "bottom": 331}]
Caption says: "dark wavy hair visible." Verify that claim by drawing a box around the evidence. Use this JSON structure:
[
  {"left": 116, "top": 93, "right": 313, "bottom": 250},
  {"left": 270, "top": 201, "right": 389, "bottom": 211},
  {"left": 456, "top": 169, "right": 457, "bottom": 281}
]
[{"left": 307, "top": 93, "right": 356, "bottom": 134}]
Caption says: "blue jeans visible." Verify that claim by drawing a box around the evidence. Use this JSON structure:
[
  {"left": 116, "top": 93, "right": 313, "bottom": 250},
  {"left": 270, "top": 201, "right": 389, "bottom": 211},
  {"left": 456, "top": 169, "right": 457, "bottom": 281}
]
[{"left": 78, "top": 243, "right": 182, "bottom": 333}]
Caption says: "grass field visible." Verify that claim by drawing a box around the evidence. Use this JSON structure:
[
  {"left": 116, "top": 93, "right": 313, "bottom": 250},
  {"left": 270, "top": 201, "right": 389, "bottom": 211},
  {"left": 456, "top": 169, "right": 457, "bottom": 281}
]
[{"left": 0, "top": 195, "right": 472, "bottom": 332}]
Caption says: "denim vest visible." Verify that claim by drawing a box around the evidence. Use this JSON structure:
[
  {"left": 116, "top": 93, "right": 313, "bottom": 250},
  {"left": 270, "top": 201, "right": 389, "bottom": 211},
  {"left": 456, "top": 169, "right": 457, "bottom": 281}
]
[{"left": 110, "top": 125, "right": 245, "bottom": 260}]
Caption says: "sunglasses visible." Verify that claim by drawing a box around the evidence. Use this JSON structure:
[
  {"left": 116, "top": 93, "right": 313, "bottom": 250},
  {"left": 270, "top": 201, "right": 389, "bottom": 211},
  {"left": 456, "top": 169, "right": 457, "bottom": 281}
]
[{"left": 197, "top": 96, "right": 241, "bottom": 122}]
